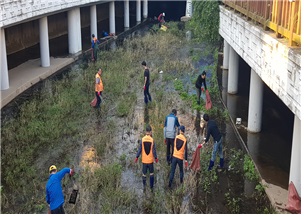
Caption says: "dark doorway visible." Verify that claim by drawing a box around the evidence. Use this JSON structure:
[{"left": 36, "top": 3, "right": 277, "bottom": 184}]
[{"left": 148, "top": 1, "right": 186, "bottom": 21}]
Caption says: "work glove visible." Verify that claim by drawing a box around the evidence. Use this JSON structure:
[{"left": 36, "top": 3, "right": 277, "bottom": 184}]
[
  {"left": 201, "top": 87, "right": 205, "bottom": 92},
  {"left": 164, "top": 139, "right": 167, "bottom": 144},
  {"left": 143, "top": 85, "right": 146, "bottom": 90},
  {"left": 134, "top": 158, "right": 138, "bottom": 163},
  {"left": 155, "top": 158, "right": 159, "bottom": 163},
  {"left": 185, "top": 161, "right": 188, "bottom": 168},
  {"left": 198, "top": 144, "right": 203, "bottom": 149},
  {"left": 69, "top": 168, "right": 75, "bottom": 176}
]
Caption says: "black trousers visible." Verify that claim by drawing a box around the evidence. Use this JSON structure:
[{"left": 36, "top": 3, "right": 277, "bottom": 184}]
[
  {"left": 51, "top": 205, "right": 65, "bottom": 214},
  {"left": 95, "top": 92, "right": 102, "bottom": 108},
  {"left": 166, "top": 138, "right": 174, "bottom": 163}
]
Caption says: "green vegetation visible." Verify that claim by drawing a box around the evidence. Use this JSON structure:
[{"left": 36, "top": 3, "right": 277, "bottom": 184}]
[
  {"left": 1, "top": 21, "right": 273, "bottom": 214},
  {"left": 243, "top": 155, "right": 259, "bottom": 182},
  {"left": 189, "top": 1, "right": 221, "bottom": 44},
  {"left": 225, "top": 192, "right": 241, "bottom": 214},
  {"left": 227, "top": 148, "right": 243, "bottom": 174}
]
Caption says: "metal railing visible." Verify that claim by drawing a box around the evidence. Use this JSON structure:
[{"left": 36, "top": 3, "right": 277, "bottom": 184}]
[{"left": 222, "top": 0, "right": 301, "bottom": 46}]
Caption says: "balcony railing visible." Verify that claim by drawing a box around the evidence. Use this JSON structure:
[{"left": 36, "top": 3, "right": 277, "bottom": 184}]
[{"left": 222, "top": 0, "right": 301, "bottom": 46}]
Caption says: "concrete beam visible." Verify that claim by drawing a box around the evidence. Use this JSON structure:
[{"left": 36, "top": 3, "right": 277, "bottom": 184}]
[
  {"left": 0, "top": 27, "right": 9, "bottom": 90},
  {"left": 143, "top": 0, "right": 148, "bottom": 19},
  {"left": 109, "top": 1, "right": 116, "bottom": 35},
  {"left": 248, "top": 69, "right": 263, "bottom": 132},
  {"left": 227, "top": 46, "right": 239, "bottom": 94},
  {"left": 68, "top": 8, "right": 82, "bottom": 54},
  {"left": 124, "top": 0, "right": 130, "bottom": 29},
  {"left": 90, "top": 5, "right": 98, "bottom": 39},
  {"left": 289, "top": 116, "right": 301, "bottom": 197},
  {"left": 39, "top": 17, "right": 50, "bottom": 67},
  {"left": 136, "top": 0, "right": 141, "bottom": 23}
]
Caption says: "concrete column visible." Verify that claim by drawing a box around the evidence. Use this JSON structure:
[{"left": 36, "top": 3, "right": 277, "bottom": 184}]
[
  {"left": 39, "top": 17, "right": 50, "bottom": 67},
  {"left": 124, "top": 0, "right": 130, "bottom": 30},
  {"left": 221, "top": 69, "right": 228, "bottom": 105},
  {"left": 246, "top": 132, "right": 260, "bottom": 196},
  {"left": 0, "top": 27, "right": 9, "bottom": 90},
  {"left": 136, "top": 0, "right": 141, "bottom": 23},
  {"left": 143, "top": 0, "right": 148, "bottom": 19},
  {"left": 185, "top": 0, "right": 193, "bottom": 17},
  {"left": 247, "top": 132, "right": 260, "bottom": 161},
  {"left": 109, "top": 1, "right": 116, "bottom": 35},
  {"left": 226, "top": 94, "right": 237, "bottom": 120},
  {"left": 68, "top": 8, "right": 82, "bottom": 54},
  {"left": 227, "top": 47, "right": 239, "bottom": 94},
  {"left": 247, "top": 69, "right": 263, "bottom": 132},
  {"left": 223, "top": 40, "right": 230, "bottom": 69},
  {"left": 289, "top": 116, "right": 301, "bottom": 196},
  {"left": 90, "top": 5, "right": 98, "bottom": 38}
]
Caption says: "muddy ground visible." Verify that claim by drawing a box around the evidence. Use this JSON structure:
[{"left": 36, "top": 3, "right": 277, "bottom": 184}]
[{"left": 1, "top": 23, "right": 274, "bottom": 214}]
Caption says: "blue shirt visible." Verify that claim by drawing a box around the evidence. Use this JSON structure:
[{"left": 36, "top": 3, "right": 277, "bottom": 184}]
[
  {"left": 164, "top": 113, "right": 180, "bottom": 139},
  {"left": 205, "top": 120, "right": 222, "bottom": 143},
  {"left": 46, "top": 168, "right": 70, "bottom": 210},
  {"left": 91, "top": 38, "right": 100, "bottom": 48}
]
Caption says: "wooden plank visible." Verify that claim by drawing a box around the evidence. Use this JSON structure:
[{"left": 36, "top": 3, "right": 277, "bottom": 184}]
[
  {"left": 284, "top": 1, "right": 289, "bottom": 28},
  {"left": 296, "top": 0, "right": 301, "bottom": 34},
  {"left": 289, "top": 1, "right": 296, "bottom": 46},
  {"left": 271, "top": 0, "right": 276, "bottom": 22},
  {"left": 281, "top": 0, "right": 286, "bottom": 28},
  {"left": 276, "top": 0, "right": 283, "bottom": 37},
  {"left": 263, "top": 0, "right": 269, "bottom": 30}
]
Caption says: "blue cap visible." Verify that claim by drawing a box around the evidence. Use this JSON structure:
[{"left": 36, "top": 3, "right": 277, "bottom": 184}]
[{"left": 180, "top": 125, "right": 185, "bottom": 132}]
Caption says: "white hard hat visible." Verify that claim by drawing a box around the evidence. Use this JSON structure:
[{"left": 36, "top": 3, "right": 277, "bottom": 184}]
[{"left": 163, "top": 13, "right": 165, "bottom": 16}]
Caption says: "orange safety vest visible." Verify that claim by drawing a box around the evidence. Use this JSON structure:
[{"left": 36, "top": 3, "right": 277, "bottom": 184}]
[
  {"left": 95, "top": 73, "right": 104, "bottom": 92},
  {"left": 173, "top": 134, "right": 187, "bottom": 160},
  {"left": 141, "top": 135, "right": 154, "bottom": 164}
]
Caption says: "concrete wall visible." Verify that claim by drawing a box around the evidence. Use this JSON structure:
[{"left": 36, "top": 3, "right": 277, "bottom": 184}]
[
  {"left": 219, "top": 5, "right": 301, "bottom": 120},
  {"left": 0, "top": 0, "right": 111, "bottom": 28},
  {"left": 4, "top": 4, "right": 112, "bottom": 55}
]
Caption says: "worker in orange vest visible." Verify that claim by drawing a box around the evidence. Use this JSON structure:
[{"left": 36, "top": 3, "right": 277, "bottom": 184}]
[
  {"left": 95, "top": 68, "right": 104, "bottom": 109},
  {"left": 135, "top": 125, "right": 158, "bottom": 191},
  {"left": 169, "top": 125, "right": 188, "bottom": 189}
]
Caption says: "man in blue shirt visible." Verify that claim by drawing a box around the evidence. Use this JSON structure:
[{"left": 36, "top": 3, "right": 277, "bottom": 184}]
[
  {"left": 46, "top": 165, "right": 74, "bottom": 214},
  {"left": 164, "top": 109, "right": 180, "bottom": 165},
  {"left": 198, "top": 114, "right": 224, "bottom": 171}
]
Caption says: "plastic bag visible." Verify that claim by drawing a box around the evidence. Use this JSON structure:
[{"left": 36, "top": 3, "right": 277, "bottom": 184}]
[
  {"left": 90, "top": 97, "right": 97, "bottom": 107},
  {"left": 285, "top": 181, "right": 301, "bottom": 214},
  {"left": 205, "top": 90, "right": 212, "bottom": 110},
  {"left": 190, "top": 147, "right": 201, "bottom": 171}
]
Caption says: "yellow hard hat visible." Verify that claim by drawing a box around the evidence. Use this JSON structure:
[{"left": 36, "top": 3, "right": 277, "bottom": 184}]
[{"left": 49, "top": 165, "right": 57, "bottom": 173}]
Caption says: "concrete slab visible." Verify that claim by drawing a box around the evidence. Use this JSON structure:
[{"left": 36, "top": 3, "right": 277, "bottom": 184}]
[
  {"left": 262, "top": 179, "right": 290, "bottom": 214},
  {"left": 1, "top": 57, "right": 74, "bottom": 109}
]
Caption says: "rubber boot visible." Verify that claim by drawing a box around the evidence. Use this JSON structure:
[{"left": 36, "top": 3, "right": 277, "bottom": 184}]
[
  {"left": 220, "top": 158, "right": 224, "bottom": 168},
  {"left": 208, "top": 160, "right": 214, "bottom": 171},
  {"left": 150, "top": 175, "right": 154, "bottom": 191}
]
